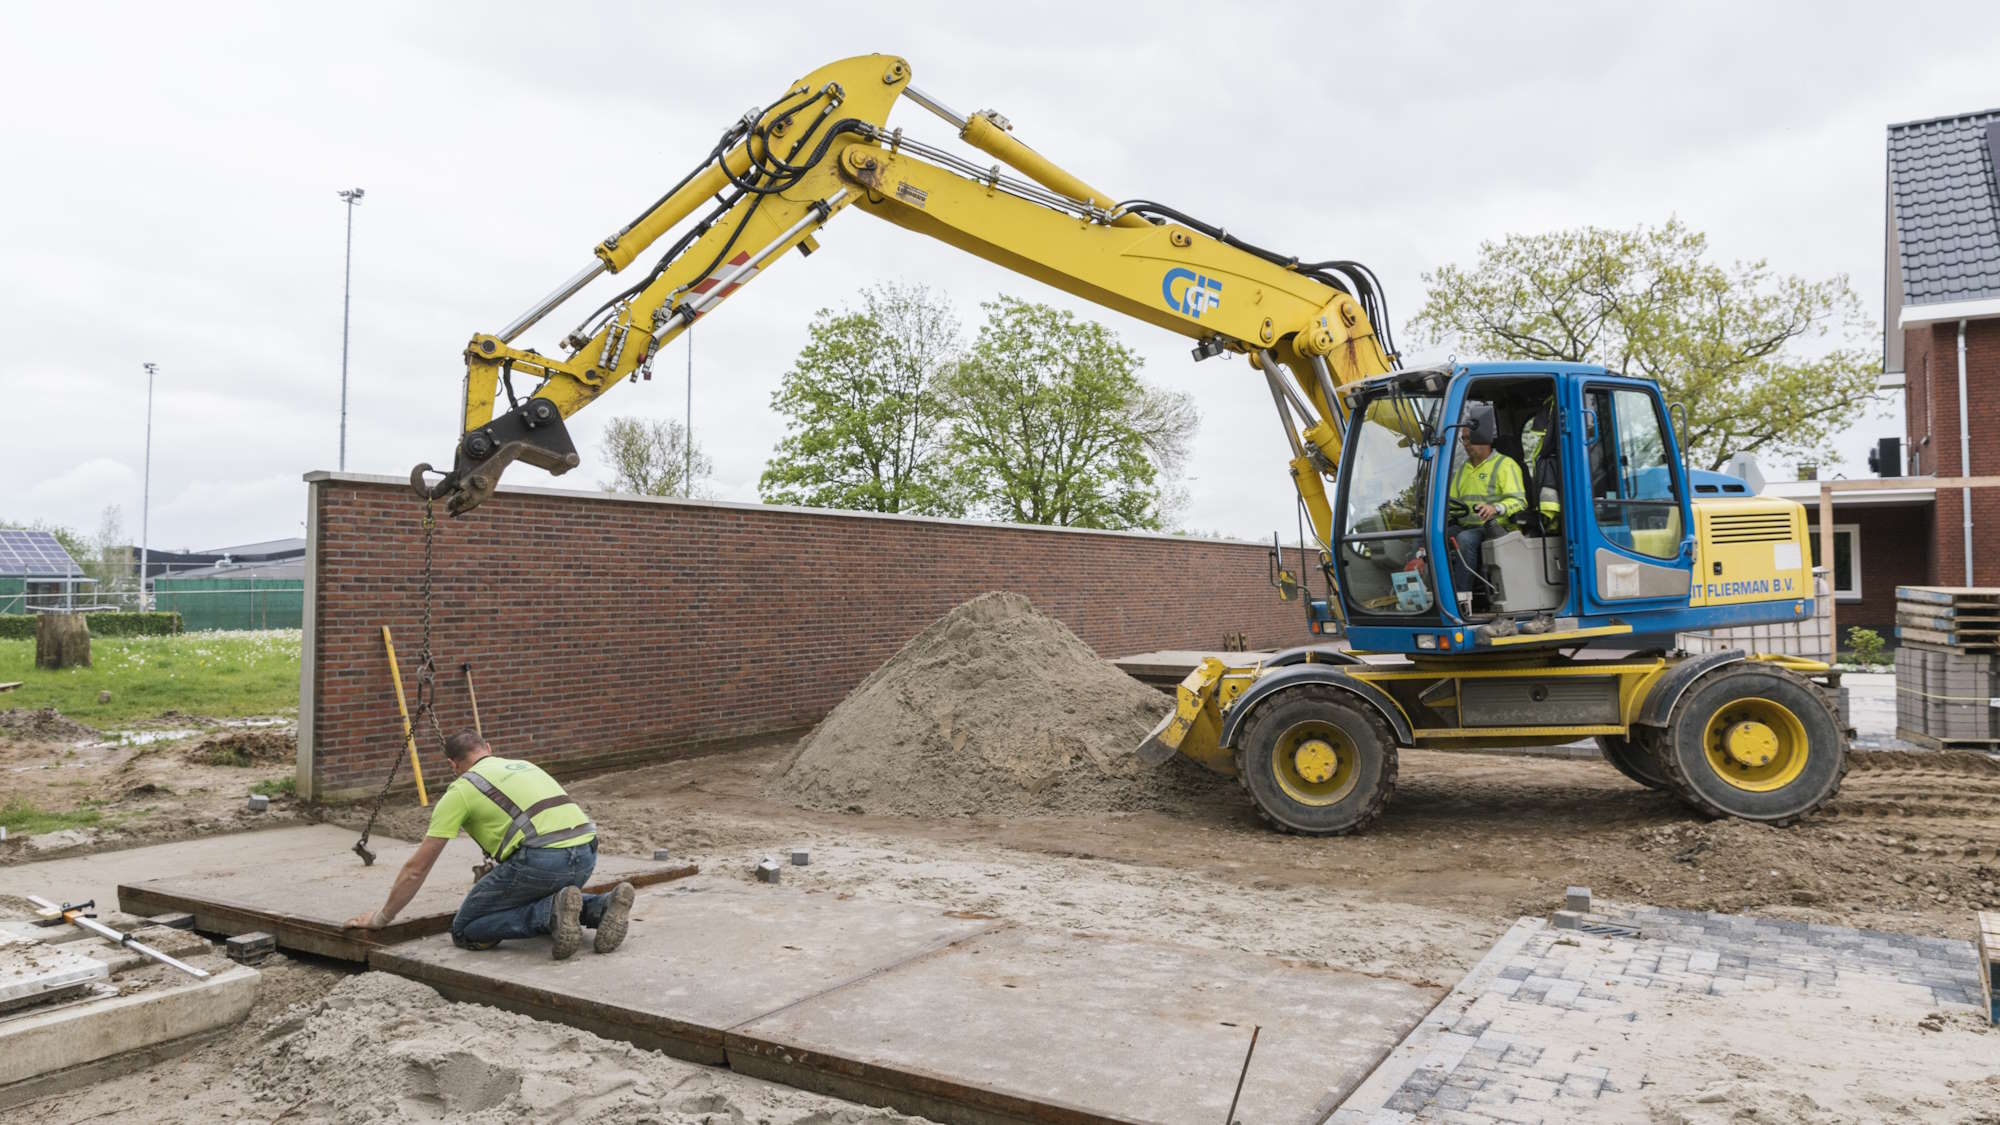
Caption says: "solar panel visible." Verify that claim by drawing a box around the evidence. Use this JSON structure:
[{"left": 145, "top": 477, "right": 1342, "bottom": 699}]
[{"left": 0, "top": 529, "right": 82, "bottom": 577}]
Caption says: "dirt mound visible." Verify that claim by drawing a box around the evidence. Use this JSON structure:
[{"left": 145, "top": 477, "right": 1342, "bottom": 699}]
[
  {"left": 241, "top": 973, "right": 923, "bottom": 1123},
  {"left": 0, "top": 707, "right": 95, "bottom": 741},
  {"left": 768, "top": 592, "right": 1225, "bottom": 818},
  {"left": 186, "top": 729, "right": 295, "bottom": 767}
]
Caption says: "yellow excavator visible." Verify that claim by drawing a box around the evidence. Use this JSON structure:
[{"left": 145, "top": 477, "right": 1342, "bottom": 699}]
[{"left": 414, "top": 54, "right": 1849, "bottom": 836}]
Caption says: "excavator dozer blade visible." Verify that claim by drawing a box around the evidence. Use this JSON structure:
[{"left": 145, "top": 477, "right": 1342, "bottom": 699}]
[{"left": 1135, "top": 658, "right": 1235, "bottom": 775}]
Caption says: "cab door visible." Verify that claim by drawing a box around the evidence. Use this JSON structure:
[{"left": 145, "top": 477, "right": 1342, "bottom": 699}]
[{"left": 1571, "top": 379, "right": 1694, "bottom": 612}]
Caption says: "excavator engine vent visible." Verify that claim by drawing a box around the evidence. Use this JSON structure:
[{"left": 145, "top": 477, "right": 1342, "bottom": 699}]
[{"left": 1707, "top": 511, "right": 1796, "bottom": 543}]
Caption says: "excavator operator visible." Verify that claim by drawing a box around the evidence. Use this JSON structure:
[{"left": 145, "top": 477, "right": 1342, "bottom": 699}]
[
  {"left": 344, "top": 731, "right": 636, "bottom": 960},
  {"left": 1446, "top": 404, "right": 1526, "bottom": 612}
]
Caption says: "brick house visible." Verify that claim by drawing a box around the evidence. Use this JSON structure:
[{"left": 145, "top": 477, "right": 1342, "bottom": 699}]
[{"left": 1766, "top": 108, "right": 2000, "bottom": 645}]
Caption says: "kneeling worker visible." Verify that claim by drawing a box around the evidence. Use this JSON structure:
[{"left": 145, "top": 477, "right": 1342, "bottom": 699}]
[{"left": 345, "top": 730, "right": 634, "bottom": 960}]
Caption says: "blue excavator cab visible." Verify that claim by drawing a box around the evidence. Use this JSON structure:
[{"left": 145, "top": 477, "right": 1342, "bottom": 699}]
[{"left": 1325, "top": 363, "right": 1816, "bottom": 656}]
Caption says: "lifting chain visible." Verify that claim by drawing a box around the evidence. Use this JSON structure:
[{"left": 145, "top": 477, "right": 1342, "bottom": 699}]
[{"left": 353, "top": 495, "right": 451, "bottom": 865}]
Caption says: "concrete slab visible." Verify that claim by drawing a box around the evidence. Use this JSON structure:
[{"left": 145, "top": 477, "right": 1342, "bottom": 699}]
[
  {"left": 369, "top": 879, "right": 1003, "bottom": 1064},
  {"left": 0, "top": 933, "right": 109, "bottom": 1012},
  {"left": 0, "top": 825, "right": 367, "bottom": 915},
  {"left": 0, "top": 965, "right": 258, "bottom": 1108},
  {"left": 728, "top": 925, "right": 1439, "bottom": 1125},
  {"left": 116, "top": 832, "right": 695, "bottom": 960}
]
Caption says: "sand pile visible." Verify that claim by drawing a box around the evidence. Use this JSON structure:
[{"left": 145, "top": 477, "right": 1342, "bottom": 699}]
[
  {"left": 0, "top": 707, "right": 95, "bottom": 741},
  {"left": 240, "top": 973, "right": 929, "bottom": 1124},
  {"left": 768, "top": 592, "right": 1225, "bottom": 817}
]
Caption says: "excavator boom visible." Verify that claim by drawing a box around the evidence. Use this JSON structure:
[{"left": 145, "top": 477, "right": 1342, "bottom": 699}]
[{"left": 415, "top": 53, "right": 1397, "bottom": 558}]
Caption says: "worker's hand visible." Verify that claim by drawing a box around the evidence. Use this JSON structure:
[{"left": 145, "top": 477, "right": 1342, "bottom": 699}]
[
  {"left": 1475, "top": 503, "right": 1498, "bottom": 521},
  {"left": 344, "top": 909, "right": 388, "bottom": 930}
]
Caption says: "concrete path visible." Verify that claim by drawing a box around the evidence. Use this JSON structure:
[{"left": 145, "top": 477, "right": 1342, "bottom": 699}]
[{"left": 1331, "top": 904, "right": 1992, "bottom": 1122}]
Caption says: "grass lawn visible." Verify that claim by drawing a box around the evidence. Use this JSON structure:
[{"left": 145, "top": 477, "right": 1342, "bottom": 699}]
[{"left": 0, "top": 629, "right": 299, "bottom": 728}]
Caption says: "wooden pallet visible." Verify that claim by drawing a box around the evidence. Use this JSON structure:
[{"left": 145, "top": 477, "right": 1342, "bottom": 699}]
[
  {"left": 1897, "top": 608, "right": 2000, "bottom": 630},
  {"left": 1898, "top": 585, "right": 2000, "bottom": 602},
  {"left": 1896, "top": 626, "right": 2000, "bottom": 653},
  {"left": 1898, "top": 727, "right": 2000, "bottom": 751}
]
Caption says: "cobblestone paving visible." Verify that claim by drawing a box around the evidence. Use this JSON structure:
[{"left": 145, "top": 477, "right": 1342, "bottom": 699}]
[{"left": 1329, "top": 905, "right": 1986, "bottom": 1124}]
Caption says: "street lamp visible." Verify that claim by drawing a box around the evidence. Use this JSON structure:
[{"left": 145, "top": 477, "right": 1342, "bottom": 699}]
[
  {"left": 337, "top": 187, "right": 365, "bottom": 471},
  {"left": 141, "top": 361, "right": 156, "bottom": 610}
]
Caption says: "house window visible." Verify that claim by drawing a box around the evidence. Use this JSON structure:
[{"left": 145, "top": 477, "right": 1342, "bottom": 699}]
[{"left": 1807, "top": 523, "right": 1862, "bottom": 601}]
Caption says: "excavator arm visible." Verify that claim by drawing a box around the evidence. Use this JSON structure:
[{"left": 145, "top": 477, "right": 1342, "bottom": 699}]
[{"left": 415, "top": 53, "right": 1398, "bottom": 559}]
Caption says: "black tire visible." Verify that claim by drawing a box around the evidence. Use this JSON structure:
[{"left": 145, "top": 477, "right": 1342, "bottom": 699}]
[
  {"left": 1657, "top": 665, "right": 1848, "bottom": 825},
  {"left": 1597, "top": 732, "right": 1671, "bottom": 791},
  {"left": 1234, "top": 684, "right": 1397, "bottom": 836}
]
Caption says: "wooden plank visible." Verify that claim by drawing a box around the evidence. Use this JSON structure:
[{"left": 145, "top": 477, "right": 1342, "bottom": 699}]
[
  {"left": 1979, "top": 911, "right": 1999, "bottom": 1026},
  {"left": 0, "top": 682, "right": 20, "bottom": 694}
]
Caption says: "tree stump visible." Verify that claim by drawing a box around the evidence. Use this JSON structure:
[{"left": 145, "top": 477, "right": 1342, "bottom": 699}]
[{"left": 34, "top": 613, "right": 90, "bottom": 670}]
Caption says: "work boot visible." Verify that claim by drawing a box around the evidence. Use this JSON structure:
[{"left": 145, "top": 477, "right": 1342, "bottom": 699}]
[
  {"left": 550, "top": 885, "right": 583, "bottom": 961},
  {"left": 594, "top": 882, "right": 636, "bottom": 954}
]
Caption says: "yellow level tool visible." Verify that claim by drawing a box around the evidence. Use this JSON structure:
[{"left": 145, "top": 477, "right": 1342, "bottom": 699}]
[{"left": 380, "top": 625, "right": 429, "bottom": 807}]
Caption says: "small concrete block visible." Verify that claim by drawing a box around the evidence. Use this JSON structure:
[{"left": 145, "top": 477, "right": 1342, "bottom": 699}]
[
  {"left": 652, "top": 848, "right": 672, "bottom": 862},
  {"left": 1565, "top": 886, "right": 1591, "bottom": 912},
  {"left": 790, "top": 849, "right": 810, "bottom": 867},
  {"left": 149, "top": 912, "right": 195, "bottom": 931},
  {"left": 246, "top": 794, "right": 270, "bottom": 813},
  {"left": 1552, "top": 910, "right": 1583, "bottom": 930},
  {"left": 224, "top": 931, "right": 275, "bottom": 964},
  {"left": 755, "top": 858, "right": 781, "bottom": 884}
]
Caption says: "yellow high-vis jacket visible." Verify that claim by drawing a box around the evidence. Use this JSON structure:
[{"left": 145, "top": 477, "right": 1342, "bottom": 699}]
[{"left": 1450, "top": 453, "right": 1527, "bottom": 531}]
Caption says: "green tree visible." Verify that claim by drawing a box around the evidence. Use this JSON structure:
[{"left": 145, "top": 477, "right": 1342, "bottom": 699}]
[
  {"left": 1408, "top": 219, "right": 1880, "bottom": 470},
  {"left": 599, "top": 416, "right": 711, "bottom": 497},
  {"left": 759, "top": 283, "right": 963, "bottom": 515},
  {"left": 941, "top": 297, "right": 1195, "bottom": 530}
]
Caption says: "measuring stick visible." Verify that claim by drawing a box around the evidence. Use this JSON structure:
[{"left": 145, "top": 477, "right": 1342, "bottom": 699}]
[
  {"left": 381, "top": 626, "right": 430, "bottom": 806},
  {"left": 462, "top": 661, "right": 482, "bottom": 737},
  {"left": 25, "top": 895, "right": 210, "bottom": 981}
]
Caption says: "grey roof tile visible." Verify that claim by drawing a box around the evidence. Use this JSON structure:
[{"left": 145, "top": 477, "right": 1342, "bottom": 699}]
[{"left": 1888, "top": 108, "right": 2000, "bottom": 306}]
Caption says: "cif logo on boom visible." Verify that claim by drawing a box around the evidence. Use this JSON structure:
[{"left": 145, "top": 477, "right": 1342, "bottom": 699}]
[{"left": 1162, "top": 268, "right": 1223, "bottom": 319}]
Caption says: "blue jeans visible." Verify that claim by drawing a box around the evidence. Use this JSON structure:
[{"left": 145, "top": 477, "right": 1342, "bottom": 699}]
[{"left": 451, "top": 841, "right": 608, "bottom": 948}]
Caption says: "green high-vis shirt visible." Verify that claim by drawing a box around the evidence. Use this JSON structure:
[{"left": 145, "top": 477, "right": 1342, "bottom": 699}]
[
  {"left": 425, "top": 756, "right": 592, "bottom": 860},
  {"left": 1450, "top": 453, "right": 1527, "bottom": 530}
]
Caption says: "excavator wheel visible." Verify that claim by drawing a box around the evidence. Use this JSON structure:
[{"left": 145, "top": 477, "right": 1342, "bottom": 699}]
[
  {"left": 1655, "top": 665, "right": 1848, "bottom": 826},
  {"left": 1596, "top": 732, "right": 1671, "bottom": 791},
  {"left": 1233, "top": 684, "right": 1397, "bottom": 836}
]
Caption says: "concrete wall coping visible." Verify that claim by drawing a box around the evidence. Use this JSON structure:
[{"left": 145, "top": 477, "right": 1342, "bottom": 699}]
[{"left": 303, "top": 470, "right": 1270, "bottom": 548}]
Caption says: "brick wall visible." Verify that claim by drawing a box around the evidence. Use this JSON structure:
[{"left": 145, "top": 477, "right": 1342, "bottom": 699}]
[
  {"left": 1839, "top": 503, "right": 1931, "bottom": 639},
  {"left": 299, "top": 474, "right": 1315, "bottom": 801},
  {"left": 1907, "top": 319, "right": 2000, "bottom": 586}
]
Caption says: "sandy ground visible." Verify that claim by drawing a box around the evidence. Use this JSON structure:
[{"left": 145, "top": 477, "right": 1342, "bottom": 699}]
[
  {"left": 6, "top": 719, "right": 1999, "bottom": 1122},
  {"left": 0, "top": 718, "right": 305, "bottom": 858}
]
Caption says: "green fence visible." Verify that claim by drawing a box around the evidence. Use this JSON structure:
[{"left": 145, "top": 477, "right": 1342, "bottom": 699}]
[
  {"left": 151, "top": 578, "right": 304, "bottom": 631},
  {"left": 0, "top": 577, "right": 22, "bottom": 614}
]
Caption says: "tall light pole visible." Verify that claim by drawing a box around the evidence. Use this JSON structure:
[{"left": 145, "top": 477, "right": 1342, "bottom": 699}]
[
  {"left": 337, "top": 187, "right": 365, "bottom": 471},
  {"left": 141, "top": 362, "right": 156, "bottom": 610}
]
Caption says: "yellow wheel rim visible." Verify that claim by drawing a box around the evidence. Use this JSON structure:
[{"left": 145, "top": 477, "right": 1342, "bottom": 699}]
[
  {"left": 1272, "top": 721, "right": 1359, "bottom": 806},
  {"left": 1702, "top": 697, "right": 1809, "bottom": 792}
]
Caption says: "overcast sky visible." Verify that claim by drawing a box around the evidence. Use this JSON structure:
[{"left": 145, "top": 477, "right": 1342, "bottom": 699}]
[{"left": 3, "top": 2, "right": 1995, "bottom": 552}]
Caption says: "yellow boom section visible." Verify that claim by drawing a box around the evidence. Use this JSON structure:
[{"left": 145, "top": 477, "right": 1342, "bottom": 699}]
[{"left": 423, "top": 54, "right": 1396, "bottom": 539}]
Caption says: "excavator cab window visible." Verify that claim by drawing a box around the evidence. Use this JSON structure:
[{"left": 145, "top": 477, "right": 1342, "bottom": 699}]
[{"left": 1334, "top": 384, "right": 1443, "bottom": 619}]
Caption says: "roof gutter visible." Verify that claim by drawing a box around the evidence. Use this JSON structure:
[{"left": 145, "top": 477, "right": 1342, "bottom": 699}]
[
  {"left": 1960, "top": 319, "right": 1974, "bottom": 584},
  {"left": 1901, "top": 295, "right": 2000, "bottom": 328}
]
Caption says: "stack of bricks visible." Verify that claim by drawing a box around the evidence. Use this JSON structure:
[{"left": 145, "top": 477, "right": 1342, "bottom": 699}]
[
  {"left": 300, "top": 473, "right": 1316, "bottom": 801},
  {"left": 1894, "top": 586, "right": 2000, "bottom": 750}
]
